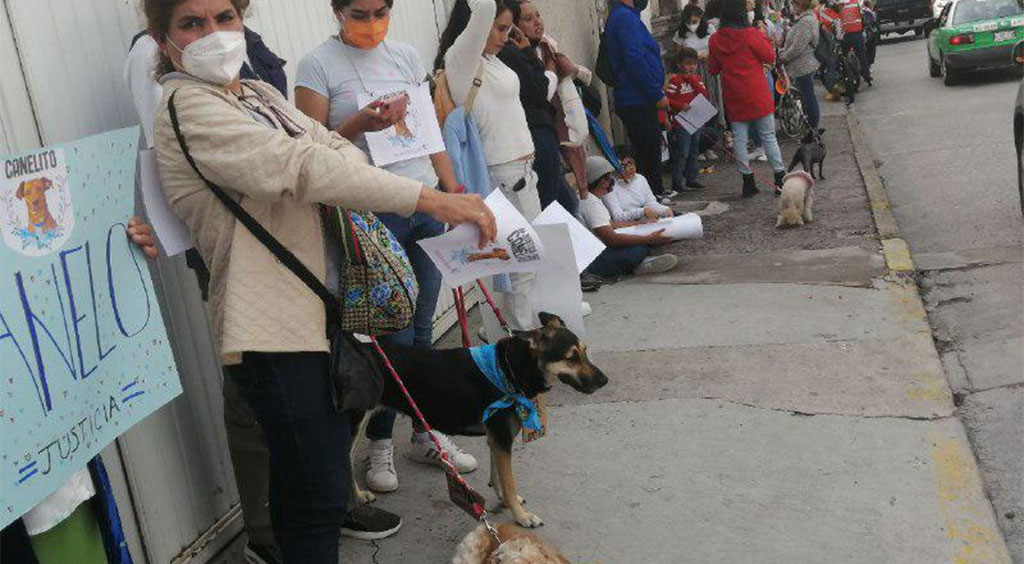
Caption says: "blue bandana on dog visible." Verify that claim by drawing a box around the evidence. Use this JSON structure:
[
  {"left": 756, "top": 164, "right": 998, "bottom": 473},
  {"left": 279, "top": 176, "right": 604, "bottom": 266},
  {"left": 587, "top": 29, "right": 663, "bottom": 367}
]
[{"left": 469, "top": 344, "right": 543, "bottom": 431}]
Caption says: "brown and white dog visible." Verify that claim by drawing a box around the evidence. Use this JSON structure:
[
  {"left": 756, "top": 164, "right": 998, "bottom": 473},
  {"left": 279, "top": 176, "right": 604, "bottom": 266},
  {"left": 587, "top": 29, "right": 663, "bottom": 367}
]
[
  {"left": 16, "top": 177, "right": 57, "bottom": 235},
  {"left": 452, "top": 522, "right": 571, "bottom": 564},
  {"left": 775, "top": 171, "right": 814, "bottom": 228}
]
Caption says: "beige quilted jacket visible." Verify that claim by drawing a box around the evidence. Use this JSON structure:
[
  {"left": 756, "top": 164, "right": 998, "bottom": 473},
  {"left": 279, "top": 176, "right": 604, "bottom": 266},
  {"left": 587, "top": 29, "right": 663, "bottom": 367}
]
[{"left": 153, "top": 75, "right": 422, "bottom": 365}]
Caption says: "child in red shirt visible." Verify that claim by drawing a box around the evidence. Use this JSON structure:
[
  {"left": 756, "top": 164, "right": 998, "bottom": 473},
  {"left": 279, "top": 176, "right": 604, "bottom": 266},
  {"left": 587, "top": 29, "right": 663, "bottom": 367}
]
[{"left": 666, "top": 47, "right": 711, "bottom": 191}]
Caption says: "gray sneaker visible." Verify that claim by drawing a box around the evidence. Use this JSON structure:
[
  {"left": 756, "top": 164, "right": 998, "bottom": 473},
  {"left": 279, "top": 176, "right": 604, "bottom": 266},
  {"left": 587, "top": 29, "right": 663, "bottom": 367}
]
[
  {"left": 634, "top": 254, "right": 678, "bottom": 275},
  {"left": 341, "top": 505, "right": 403, "bottom": 541}
]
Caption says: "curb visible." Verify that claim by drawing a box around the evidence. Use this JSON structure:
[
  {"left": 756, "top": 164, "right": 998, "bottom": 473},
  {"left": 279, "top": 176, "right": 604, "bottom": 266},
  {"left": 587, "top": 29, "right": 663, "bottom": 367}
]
[
  {"left": 846, "top": 109, "right": 1014, "bottom": 563},
  {"left": 846, "top": 111, "right": 915, "bottom": 272}
]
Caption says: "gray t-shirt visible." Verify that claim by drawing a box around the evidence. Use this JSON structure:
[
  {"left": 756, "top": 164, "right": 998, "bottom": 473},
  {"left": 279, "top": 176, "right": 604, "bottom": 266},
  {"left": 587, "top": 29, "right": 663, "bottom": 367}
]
[{"left": 296, "top": 37, "right": 439, "bottom": 188}]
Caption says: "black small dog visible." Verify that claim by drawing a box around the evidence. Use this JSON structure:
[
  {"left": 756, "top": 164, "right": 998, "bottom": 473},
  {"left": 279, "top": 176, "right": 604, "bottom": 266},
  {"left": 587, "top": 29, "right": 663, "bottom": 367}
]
[
  {"left": 356, "top": 313, "right": 608, "bottom": 528},
  {"left": 788, "top": 128, "right": 827, "bottom": 180}
]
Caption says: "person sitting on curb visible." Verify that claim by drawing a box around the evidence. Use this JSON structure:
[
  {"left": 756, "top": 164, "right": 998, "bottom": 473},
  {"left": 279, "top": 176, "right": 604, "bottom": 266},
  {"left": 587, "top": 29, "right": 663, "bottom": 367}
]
[
  {"left": 600, "top": 150, "right": 674, "bottom": 224},
  {"left": 581, "top": 156, "right": 678, "bottom": 278}
]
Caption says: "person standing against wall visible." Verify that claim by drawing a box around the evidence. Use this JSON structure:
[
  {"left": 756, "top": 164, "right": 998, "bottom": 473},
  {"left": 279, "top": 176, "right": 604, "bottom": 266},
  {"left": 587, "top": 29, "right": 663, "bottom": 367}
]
[
  {"left": 436, "top": 0, "right": 543, "bottom": 332},
  {"left": 604, "top": 0, "right": 671, "bottom": 199},
  {"left": 501, "top": 0, "right": 579, "bottom": 215},
  {"left": 293, "top": 0, "right": 479, "bottom": 498},
  {"left": 144, "top": 1, "right": 496, "bottom": 562}
]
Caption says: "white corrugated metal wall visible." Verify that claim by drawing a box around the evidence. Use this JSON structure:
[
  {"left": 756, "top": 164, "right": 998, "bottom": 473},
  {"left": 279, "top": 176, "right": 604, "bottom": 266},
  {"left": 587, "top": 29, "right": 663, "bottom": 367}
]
[{"left": 0, "top": 0, "right": 451, "bottom": 562}]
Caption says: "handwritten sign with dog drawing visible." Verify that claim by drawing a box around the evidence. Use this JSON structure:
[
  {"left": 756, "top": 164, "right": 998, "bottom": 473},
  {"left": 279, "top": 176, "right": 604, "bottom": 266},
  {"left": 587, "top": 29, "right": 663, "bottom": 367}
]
[
  {"left": 358, "top": 83, "right": 446, "bottom": 168},
  {"left": 0, "top": 127, "right": 181, "bottom": 528},
  {"left": 419, "top": 189, "right": 547, "bottom": 286}
]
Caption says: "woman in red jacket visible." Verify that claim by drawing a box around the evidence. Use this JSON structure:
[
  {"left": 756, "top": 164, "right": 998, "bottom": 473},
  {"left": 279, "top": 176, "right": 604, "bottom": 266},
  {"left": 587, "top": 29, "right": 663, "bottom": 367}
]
[{"left": 708, "top": 0, "right": 786, "bottom": 197}]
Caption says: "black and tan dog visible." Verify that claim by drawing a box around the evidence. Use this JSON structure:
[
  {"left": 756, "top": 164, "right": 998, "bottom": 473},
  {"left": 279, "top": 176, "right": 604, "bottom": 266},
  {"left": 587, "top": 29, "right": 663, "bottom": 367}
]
[{"left": 354, "top": 313, "right": 608, "bottom": 528}]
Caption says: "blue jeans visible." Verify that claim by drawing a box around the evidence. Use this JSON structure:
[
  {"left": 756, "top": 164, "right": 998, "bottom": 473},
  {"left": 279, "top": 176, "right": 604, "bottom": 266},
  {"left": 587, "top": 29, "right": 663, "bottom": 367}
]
[
  {"left": 586, "top": 245, "right": 649, "bottom": 277},
  {"left": 793, "top": 72, "right": 821, "bottom": 130},
  {"left": 228, "top": 353, "right": 351, "bottom": 564},
  {"left": 731, "top": 115, "right": 786, "bottom": 176},
  {"left": 670, "top": 127, "right": 701, "bottom": 189},
  {"left": 367, "top": 211, "right": 444, "bottom": 440},
  {"left": 531, "top": 126, "right": 580, "bottom": 215}
]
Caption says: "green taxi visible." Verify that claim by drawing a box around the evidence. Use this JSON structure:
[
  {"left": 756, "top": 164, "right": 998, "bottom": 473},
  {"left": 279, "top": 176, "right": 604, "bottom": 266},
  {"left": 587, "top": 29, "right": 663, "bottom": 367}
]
[{"left": 925, "top": 0, "right": 1024, "bottom": 85}]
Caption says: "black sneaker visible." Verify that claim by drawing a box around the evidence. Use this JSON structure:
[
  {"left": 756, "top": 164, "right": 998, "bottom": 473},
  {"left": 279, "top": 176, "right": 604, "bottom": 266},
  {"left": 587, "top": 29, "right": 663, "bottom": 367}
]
[
  {"left": 580, "top": 272, "right": 603, "bottom": 292},
  {"left": 341, "top": 505, "right": 403, "bottom": 540},
  {"left": 684, "top": 180, "right": 705, "bottom": 190},
  {"left": 245, "top": 543, "right": 283, "bottom": 564}
]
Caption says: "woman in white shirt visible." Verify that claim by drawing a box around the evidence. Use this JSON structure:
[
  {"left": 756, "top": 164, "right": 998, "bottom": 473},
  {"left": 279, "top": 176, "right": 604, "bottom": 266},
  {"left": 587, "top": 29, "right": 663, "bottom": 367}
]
[
  {"left": 435, "top": 0, "right": 542, "bottom": 331},
  {"left": 674, "top": 4, "right": 727, "bottom": 144},
  {"left": 294, "top": 0, "right": 478, "bottom": 497}
]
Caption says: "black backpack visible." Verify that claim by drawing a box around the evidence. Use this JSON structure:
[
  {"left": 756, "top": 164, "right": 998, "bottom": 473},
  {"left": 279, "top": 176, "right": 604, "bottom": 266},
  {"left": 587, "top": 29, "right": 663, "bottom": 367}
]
[{"left": 595, "top": 30, "right": 618, "bottom": 87}]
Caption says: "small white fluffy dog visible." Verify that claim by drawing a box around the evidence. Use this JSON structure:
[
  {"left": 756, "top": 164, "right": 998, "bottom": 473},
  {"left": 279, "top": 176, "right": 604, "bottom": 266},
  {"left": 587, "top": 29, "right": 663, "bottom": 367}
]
[
  {"left": 452, "top": 523, "right": 570, "bottom": 564},
  {"left": 776, "top": 170, "right": 815, "bottom": 228}
]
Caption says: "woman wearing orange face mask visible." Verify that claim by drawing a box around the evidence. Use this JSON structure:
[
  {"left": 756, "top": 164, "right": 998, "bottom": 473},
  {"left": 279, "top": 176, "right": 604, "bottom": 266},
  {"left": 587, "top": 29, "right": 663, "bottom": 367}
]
[{"left": 295, "top": 0, "right": 479, "bottom": 499}]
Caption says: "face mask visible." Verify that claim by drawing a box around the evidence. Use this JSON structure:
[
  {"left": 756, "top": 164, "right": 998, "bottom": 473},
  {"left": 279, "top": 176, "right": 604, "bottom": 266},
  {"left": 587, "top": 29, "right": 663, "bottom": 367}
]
[
  {"left": 687, "top": 23, "right": 700, "bottom": 31},
  {"left": 342, "top": 13, "right": 390, "bottom": 49},
  {"left": 168, "top": 31, "right": 246, "bottom": 86},
  {"left": 634, "top": 0, "right": 650, "bottom": 11},
  {"left": 747, "top": 10, "right": 756, "bottom": 22}
]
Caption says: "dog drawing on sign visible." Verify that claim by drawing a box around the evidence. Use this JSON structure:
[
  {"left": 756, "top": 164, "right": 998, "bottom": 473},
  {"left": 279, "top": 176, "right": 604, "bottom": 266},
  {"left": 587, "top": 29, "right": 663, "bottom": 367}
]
[
  {"left": 352, "top": 313, "right": 608, "bottom": 528},
  {"left": 16, "top": 177, "right": 58, "bottom": 235},
  {"left": 467, "top": 247, "right": 511, "bottom": 263},
  {"left": 776, "top": 171, "right": 815, "bottom": 228}
]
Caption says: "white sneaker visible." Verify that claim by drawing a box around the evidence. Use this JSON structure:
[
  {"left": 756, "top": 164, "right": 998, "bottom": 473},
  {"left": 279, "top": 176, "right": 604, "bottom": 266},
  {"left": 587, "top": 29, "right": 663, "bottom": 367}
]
[
  {"left": 659, "top": 197, "right": 674, "bottom": 206},
  {"left": 697, "top": 153, "right": 708, "bottom": 162},
  {"left": 635, "top": 254, "right": 678, "bottom": 275},
  {"left": 749, "top": 147, "right": 768, "bottom": 162},
  {"left": 364, "top": 439, "right": 399, "bottom": 493},
  {"left": 409, "top": 431, "right": 478, "bottom": 473},
  {"left": 704, "top": 150, "right": 720, "bottom": 160},
  {"left": 662, "top": 190, "right": 680, "bottom": 198},
  {"left": 581, "top": 301, "right": 592, "bottom": 317}
]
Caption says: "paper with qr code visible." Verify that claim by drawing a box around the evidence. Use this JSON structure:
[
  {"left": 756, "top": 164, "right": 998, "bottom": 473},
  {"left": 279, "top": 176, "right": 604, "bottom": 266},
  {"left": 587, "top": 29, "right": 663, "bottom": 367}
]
[{"left": 418, "top": 190, "right": 547, "bottom": 287}]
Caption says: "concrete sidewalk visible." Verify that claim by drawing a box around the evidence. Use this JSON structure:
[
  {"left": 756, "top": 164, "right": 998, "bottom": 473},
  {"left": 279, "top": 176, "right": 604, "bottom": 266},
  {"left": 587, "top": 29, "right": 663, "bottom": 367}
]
[{"left": 338, "top": 107, "right": 1012, "bottom": 563}]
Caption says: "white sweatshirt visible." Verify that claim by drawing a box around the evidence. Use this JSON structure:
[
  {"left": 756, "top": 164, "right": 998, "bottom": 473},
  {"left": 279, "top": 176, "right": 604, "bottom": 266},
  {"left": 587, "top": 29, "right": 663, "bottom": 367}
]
[
  {"left": 601, "top": 174, "right": 672, "bottom": 222},
  {"left": 444, "top": 0, "right": 534, "bottom": 166}
]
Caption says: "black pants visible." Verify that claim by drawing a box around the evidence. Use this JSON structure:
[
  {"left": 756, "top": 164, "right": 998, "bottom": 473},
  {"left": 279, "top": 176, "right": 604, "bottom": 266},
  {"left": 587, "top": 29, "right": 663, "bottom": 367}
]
[
  {"left": 228, "top": 352, "right": 352, "bottom": 564},
  {"left": 530, "top": 125, "right": 580, "bottom": 215},
  {"left": 615, "top": 104, "right": 665, "bottom": 196}
]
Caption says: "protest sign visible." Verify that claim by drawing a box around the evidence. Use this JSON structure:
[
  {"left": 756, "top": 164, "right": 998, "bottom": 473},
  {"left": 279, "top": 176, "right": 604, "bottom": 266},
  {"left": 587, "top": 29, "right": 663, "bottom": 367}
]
[
  {"left": 418, "top": 190, "right": 547, "bottom": 287},
  {"left": 358, "top": 83, "right": 446, "bottom": 167},
  {"left": 533, "top": 202, "right": 604, "bottom": 274},
  {"left": 615, "top": 213, "right": 703, "bottom": 241},
  {"left": 0, "top": 127, "right": 182, "bottom": 528}
]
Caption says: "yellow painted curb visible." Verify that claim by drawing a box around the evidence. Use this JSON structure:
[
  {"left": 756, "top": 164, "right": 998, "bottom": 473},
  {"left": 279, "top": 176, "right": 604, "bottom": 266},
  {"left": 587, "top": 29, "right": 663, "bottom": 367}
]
[
  {"left": 930, "top": 431, "right": 1014, "bottom": 563},
  {"left": 883, "top": 238, "right": 916, "bottom": 273}
]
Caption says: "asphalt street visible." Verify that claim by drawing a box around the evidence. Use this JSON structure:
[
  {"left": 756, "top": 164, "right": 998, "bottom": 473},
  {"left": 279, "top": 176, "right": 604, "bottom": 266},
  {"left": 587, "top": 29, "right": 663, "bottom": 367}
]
[{"left": 855, "top": 34, "right": 1024, "bottom": 561}]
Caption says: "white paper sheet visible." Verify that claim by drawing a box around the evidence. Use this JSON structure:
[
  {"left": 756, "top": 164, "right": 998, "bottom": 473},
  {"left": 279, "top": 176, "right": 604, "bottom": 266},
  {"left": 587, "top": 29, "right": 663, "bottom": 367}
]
[
  {"left": 672, "top": 94, "right": 718, "bottom": 134},
  {"left": 418, "top": 190, "right": 547, "bottom": 287},
  {"left": 532, "top": 202, "right": 605, "bottom": 274},
  {"left": 359, "top": 82, "right": 446, "bottom": 168},
  {"left": 615, "top": 212, "right": 703, "bottom": 240},
  {"left": 138, "top": 149, "right": 192, "bottom": 256},
  {"left": 530, "top": 224, "right": 586, "bottom": 337}
]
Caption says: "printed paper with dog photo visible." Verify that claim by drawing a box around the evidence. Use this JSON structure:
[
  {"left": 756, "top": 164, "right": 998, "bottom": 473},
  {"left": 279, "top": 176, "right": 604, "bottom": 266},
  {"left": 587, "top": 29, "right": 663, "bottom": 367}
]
[
  {"left": 358, "top": 82, "right": 445, "bottom": 167},
  {"left": 1, "top": 148, "right": 73, "bottom": 257},
  {"left": 418, "top": 190, "right": 547, "bottom": 287}
]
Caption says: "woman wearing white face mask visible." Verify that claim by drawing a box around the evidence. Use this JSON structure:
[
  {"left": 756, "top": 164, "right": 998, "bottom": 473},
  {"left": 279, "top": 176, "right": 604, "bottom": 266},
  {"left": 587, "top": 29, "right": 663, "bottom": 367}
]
[
  {"left": 145, "top": 1, "right": 496, "bottom": 563},
  {"left": 293, "top": 0, "right": 479, "bottom": 499}
]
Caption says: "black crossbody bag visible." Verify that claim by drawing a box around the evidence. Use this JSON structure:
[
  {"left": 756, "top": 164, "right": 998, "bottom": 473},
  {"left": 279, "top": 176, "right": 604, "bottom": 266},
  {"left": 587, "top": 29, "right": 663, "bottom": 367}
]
[{"left": 167, "top": 91, "right": 382, "bottom": 413}]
